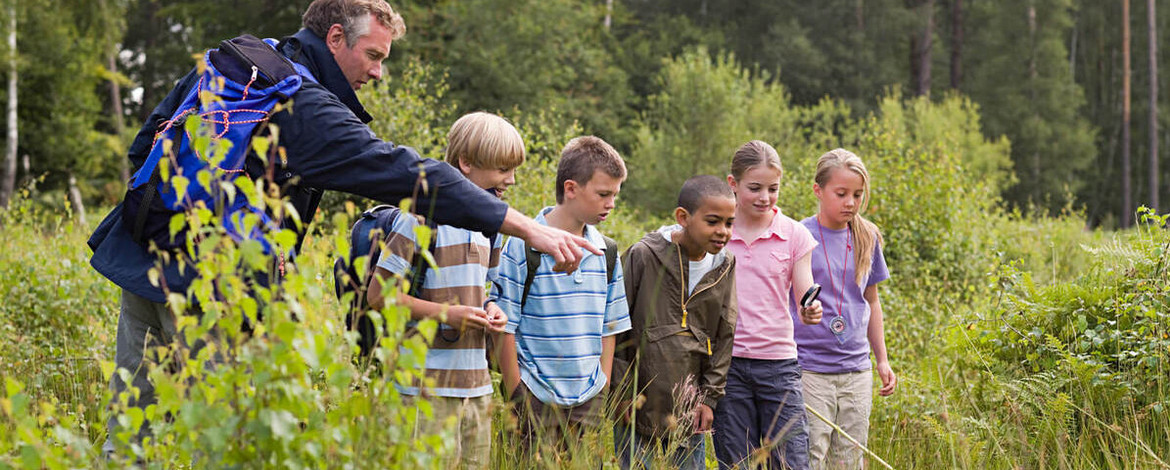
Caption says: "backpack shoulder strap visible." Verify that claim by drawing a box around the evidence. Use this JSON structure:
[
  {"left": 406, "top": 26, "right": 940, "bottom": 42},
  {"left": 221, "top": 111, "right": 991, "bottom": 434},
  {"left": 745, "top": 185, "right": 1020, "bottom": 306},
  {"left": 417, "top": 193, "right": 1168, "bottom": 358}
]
[
  {"left": 131, "top": 173, "right": 161, "bottom": 245},
  {"left": 603, "top": 235, "right": 618, "bottom": 284},
  {"left": 355, "top": 205, "right": 399, "bottom": 308},
  {"left": 519, "top": 236, "right": 618, "bottom": 308},
  {"left": 407, "top": 216, "right": 440, "bottom": 297},
  {"left": 521, "top": 243, "right": 541, "bottom": 312}
]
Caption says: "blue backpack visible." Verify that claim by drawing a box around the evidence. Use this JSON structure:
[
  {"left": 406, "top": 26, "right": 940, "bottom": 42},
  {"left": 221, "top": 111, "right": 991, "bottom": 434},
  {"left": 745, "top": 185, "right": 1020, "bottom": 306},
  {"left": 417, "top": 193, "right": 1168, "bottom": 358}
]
[
  {"left": 333, "top": 205, "right": 438, "bottom": 358},
  {"left": 123, "top": 35, "right": 316, "bottom": 254}
]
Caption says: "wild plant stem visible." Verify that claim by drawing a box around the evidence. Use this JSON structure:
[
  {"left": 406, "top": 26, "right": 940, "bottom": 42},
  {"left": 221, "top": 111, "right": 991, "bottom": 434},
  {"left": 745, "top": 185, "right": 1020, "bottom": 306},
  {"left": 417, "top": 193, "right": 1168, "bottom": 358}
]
[
  {"left": 1065, "top": 401, "right": 1169, "bottom": 468},
  {"left": 802, "top": 403, "right": 895, "bottom": 470}
]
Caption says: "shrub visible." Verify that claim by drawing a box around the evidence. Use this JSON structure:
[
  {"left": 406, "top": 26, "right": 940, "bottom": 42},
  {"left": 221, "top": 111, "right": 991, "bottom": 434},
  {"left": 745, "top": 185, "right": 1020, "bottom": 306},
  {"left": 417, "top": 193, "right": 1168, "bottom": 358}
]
[
  {"left": 0, "top": 191, "right": 117, "bottom": 449},
  {"left": 977, "top": 209, "right": 1169, "bottom": 408},
  {"left": 626, "top": 47, "right": 797, "bottom": 215}
]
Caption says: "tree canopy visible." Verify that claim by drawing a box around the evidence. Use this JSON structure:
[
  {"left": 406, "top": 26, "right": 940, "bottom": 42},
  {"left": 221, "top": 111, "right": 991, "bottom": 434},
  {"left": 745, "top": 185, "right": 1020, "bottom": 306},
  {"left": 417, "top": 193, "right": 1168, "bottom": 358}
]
[{"left": 0, "top": 0, "right": 1164, "bottom": 226}]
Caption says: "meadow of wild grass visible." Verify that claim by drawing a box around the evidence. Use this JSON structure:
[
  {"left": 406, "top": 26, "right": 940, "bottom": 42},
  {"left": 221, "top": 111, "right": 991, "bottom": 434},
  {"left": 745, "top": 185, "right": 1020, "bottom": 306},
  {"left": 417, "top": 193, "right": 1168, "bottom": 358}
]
[{"left": 2, "top": 188, "right": 1167, "bottom": 469}]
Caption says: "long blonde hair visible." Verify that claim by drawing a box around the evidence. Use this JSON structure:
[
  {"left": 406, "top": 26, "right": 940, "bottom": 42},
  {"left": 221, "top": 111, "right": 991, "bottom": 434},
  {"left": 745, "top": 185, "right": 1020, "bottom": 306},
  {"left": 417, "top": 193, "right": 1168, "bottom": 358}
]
[{"left": 815, "top": 148, "right": 883, "bottom": 285}]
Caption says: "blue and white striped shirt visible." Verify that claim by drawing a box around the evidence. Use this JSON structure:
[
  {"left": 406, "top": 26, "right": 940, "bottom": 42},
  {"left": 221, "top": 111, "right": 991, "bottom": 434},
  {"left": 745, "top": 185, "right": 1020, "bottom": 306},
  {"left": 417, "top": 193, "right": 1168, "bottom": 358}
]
[{"left": 491, "top": 207, "right": 631, "bottom": 407}]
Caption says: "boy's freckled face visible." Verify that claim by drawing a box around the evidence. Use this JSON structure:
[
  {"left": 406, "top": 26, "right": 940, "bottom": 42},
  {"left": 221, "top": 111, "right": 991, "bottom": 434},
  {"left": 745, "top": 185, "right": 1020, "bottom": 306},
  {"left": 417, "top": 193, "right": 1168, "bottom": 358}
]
[
  {"left": 682, "top": 196, "right": 736, "bottom": 255},
  {"left": 568, "top": 170, "right": 623, "bottom": 225},
  {"left": 461, "top": 162, "right": 518, "bottom": 197}
]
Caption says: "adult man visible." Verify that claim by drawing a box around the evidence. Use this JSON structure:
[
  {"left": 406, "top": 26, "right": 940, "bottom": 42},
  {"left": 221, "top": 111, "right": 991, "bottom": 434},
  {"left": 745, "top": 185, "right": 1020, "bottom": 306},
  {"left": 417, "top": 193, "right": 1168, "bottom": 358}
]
[{"left": 91, "top": 0, "right": 596, "bottom": 453}]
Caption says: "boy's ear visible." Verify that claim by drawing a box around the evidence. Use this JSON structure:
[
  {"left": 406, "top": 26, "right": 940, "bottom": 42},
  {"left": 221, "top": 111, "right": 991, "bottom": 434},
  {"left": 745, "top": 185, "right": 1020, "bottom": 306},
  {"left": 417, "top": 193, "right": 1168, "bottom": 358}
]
[
  {"left": 674, "top": 207, "right": 689, "bottom": 226},
  {"left": 563, "top": 179, "right": 579, "bottom": 200},
  {"left": 458, "top": 158, "right": 474, "bottom": 177}
]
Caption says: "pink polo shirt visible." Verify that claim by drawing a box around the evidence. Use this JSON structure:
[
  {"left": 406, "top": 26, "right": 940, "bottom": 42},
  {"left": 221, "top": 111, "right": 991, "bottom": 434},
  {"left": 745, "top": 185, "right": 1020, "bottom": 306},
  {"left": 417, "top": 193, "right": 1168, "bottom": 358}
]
[{"left": 726, "top": 208, "right": 817, "bottom": 360}]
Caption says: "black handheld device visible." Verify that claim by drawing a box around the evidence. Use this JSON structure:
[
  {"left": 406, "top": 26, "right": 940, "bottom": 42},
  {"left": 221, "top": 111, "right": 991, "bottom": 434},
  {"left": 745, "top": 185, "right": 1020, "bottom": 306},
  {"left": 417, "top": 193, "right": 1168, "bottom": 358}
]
[{"left": 800, "top": 283, "right": 822, "bottom": 309}]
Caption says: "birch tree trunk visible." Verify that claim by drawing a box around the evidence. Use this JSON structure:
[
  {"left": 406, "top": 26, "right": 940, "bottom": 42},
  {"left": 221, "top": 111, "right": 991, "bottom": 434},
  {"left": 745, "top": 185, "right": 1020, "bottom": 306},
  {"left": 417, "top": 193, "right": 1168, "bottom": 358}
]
[
  {"left": 67, "top": 171, "right": 86, "bottom": 226},
  {"left": 857, "top": 0, "right": 866, "bottom": 31},
  {"left": 2, "top": 2, "right": 17, "bottom": 208},
  {"left": 909, "top": 0, "right": 934, "bottom": 97},
  {"left": 604, "top": 0, "right": 612, "bottom": 31},
  {"left": 108, "top": 49, "right": 128, "bottom": 183},
  {"left": 1028, "top": 1, "right": 1042, "bottom": 202}
]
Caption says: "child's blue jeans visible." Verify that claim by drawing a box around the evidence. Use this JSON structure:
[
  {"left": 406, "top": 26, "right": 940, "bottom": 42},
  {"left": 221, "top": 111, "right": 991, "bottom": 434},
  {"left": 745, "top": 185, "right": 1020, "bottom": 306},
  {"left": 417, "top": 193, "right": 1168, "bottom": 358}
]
[
  {"left": 712, "top": 357, "right": 810, "bottom": 469},
  {"left": 614, "top": 422, "right": 706, "bottom": 470}
]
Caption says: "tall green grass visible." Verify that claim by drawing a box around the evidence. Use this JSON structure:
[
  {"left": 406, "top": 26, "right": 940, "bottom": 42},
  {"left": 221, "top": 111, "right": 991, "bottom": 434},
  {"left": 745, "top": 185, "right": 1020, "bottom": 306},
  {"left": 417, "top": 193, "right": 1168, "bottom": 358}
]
[
  {"left": 3, "top": 192, "right": 1166, "bottom": 468},
  {"left": 866, "top": 211, "right": 1169, "bottom": 470}
]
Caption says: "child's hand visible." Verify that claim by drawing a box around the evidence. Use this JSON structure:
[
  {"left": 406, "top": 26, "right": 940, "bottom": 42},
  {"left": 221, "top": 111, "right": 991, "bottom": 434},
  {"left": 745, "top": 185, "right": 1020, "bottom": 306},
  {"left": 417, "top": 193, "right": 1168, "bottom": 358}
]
[
  {"left": 693, "top": 403, "right": 713, "bottom": 433},
  {"left": 615, "top": 394, "right": 646, "bottom": 424},
  {"left": 876, "top": 361, "right": 897, "bottom": 396},
  {"left": 443, "top": 305, "right": 491, "bottom": 330},
  {"left": 485, "top": 302, "right": 508, "bottom": 333},
  {"left": 617, "top": 400, "right": 633, "bottom": 424},
  {"left": 799, "top": 299, "right": 823, "bottom": 325},
  {"left": 505, "top": 378, "right": 522, "bottom": 399}
]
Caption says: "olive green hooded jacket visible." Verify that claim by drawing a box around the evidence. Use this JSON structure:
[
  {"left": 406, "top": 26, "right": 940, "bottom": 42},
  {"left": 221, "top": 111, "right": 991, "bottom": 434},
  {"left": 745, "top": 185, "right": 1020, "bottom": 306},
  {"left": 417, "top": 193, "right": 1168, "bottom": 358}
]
[{"left": 612, "top": 226, "right": 739, "bottom": 438}]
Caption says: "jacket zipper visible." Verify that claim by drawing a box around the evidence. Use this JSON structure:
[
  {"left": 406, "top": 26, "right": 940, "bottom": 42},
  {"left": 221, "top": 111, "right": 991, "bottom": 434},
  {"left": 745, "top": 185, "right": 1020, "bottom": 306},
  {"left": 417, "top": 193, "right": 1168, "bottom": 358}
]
[{"left": 680, "top": 259, "right": 732, "bottom": 355}]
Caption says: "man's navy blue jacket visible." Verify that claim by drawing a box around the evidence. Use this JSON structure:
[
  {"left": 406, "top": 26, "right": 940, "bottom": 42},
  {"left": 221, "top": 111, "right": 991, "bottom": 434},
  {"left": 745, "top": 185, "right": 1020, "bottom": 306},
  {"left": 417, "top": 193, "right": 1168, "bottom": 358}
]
[{"left": 88, "top": 29, "right": 509, "bottom": 304}]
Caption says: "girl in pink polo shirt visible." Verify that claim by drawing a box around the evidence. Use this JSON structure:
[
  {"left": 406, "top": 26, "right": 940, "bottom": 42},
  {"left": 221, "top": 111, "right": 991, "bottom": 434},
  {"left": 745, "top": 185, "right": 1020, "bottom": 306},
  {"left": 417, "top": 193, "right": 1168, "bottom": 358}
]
[
  {"left": 794, "top": 149, "right": 895, "bottom": 470},
  {"left": 713, "top": 140, "right": 824, "bottom": 470}
]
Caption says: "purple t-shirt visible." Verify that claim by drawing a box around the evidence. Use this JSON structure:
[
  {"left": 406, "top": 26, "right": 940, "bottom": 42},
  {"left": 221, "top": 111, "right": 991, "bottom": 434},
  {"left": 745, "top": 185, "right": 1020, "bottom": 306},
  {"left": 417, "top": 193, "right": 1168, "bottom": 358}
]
[{"left": 792, "top": 217, "right": 889, "bottom": 373}]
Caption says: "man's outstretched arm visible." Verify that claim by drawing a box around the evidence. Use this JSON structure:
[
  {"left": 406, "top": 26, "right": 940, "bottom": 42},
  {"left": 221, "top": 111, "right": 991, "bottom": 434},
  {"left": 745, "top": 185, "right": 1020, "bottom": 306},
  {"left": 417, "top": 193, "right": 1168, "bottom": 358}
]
[
  {"left": 270, "top": 87, "right": 598, "bottom": 272},
  {"left": 499, "top": 207, "right": 599, "bottom": 273}
]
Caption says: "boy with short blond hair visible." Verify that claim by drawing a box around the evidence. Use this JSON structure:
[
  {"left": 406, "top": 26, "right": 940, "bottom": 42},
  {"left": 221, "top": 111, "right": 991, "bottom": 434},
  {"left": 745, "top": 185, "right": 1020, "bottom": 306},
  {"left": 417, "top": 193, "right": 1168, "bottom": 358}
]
[
  {"left": 492, "top": 136, "right": 632, "bottom": 449},
  {"left": 612, "top": 175, "right": 740, "bottom": 470},
  {"left": 367, "top": 111, "right": 524, "bottom": 468}
]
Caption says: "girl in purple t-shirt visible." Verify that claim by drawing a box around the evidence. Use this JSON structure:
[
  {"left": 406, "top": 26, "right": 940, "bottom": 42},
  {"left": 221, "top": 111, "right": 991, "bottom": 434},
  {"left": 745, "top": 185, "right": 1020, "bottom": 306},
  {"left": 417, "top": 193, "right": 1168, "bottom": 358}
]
[{"left": 794, "top": 148, "right": 896, "bottom": 470}]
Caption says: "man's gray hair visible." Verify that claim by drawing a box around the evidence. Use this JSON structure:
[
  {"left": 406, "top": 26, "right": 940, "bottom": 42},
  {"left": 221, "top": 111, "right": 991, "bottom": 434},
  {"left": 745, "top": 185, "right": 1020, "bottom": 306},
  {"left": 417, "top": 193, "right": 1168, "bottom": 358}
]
[{"left": 302, "top": 0, "right": 405, "bottom": 46}]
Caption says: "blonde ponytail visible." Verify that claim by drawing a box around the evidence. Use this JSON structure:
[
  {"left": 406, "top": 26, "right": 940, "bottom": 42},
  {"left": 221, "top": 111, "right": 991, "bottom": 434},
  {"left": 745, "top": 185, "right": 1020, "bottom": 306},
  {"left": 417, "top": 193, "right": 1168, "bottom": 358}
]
[{"left": 814, "top": 149, "right": 883, "bottom": 285}]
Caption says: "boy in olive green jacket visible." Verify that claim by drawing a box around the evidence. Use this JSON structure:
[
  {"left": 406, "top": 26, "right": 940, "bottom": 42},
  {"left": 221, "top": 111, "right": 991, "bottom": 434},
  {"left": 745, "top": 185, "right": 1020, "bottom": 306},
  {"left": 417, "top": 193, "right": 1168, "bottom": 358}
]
[{"left": 612, "top": 175, "right": 739, "bottom": 470}]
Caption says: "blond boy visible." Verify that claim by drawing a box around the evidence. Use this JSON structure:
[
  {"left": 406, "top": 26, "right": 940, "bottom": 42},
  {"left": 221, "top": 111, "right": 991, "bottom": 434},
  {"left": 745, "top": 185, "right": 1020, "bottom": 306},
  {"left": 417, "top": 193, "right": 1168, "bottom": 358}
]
[{"left": 368, "top": 112, "right": 524, "bottom": 468}]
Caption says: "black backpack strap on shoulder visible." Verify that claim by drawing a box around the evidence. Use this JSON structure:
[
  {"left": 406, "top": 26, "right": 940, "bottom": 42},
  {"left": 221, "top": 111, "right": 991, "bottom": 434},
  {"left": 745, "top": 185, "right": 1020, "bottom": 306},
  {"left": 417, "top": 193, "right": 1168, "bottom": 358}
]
[
  {"left": 521, "top": 244, "right": 541, "bottom": 312},
  {"left": 417, "top": 216, "right": 462, "bottom": 342},
  {"left": 407, "top": 215, "right": 439, "bottom": 298},
  {"left": 131, "top": 172, "right": 161, "bottom": 246},
  {"left": 519, "top": 236, "right": 618, "bottom": 309},
  {"left": 355, "top": 206, "right": 390, "bottom": 310},
  {"left": 603, "top": 236, "right": 618, "bottom": 284}
]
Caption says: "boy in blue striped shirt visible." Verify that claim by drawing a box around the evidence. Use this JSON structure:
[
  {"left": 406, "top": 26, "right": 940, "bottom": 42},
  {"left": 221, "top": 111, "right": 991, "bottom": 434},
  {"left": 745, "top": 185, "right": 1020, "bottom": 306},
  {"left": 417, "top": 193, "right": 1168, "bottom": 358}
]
[
  {"left": 368, "top": 112, "right": 524, "bottom": 468},
  {"left": 492, "top": 136, "right": 632, "bottom": 450}
]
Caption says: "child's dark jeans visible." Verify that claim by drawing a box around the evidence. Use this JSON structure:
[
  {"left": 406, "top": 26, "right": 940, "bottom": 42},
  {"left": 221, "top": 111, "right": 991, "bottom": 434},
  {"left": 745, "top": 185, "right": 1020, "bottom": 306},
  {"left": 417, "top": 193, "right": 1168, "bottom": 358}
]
[{"left": 713, "top": 357, "right": 810, "bottom": 469}]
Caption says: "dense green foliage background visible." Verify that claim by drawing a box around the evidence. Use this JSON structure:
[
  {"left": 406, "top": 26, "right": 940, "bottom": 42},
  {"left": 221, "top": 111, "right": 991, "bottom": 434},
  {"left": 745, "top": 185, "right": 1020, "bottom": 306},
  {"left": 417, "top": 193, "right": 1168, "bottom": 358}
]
[
  {"left": 1, "top": 1, "right": 1168, "bottom": 468},
  {"left": 1, "top": 0, "right": 1167, "bottom": 223}
]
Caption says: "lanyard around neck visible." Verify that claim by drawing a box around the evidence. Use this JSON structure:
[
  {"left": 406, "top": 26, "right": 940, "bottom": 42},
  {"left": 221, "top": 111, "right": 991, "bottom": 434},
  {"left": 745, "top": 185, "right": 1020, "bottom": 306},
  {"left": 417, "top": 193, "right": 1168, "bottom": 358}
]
[{"left": 817, "top": 221, "right": 852, "bottom": 322}]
